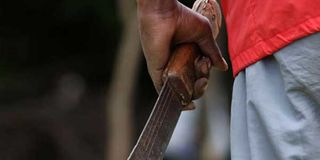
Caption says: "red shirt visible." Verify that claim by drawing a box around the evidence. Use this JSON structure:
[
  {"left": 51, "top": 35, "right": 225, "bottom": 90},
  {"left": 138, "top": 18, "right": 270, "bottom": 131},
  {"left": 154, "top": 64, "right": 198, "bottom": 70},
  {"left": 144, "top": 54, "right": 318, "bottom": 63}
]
[{"left": 221, "top": 0, "right": 320, "bottom": 76}]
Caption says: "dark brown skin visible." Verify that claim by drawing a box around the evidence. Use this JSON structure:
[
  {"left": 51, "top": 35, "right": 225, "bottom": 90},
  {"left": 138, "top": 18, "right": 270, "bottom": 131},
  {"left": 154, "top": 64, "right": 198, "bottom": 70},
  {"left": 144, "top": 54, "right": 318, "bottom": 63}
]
[{"left": 137, "top": 0, "right": 228, "bottom": 109}]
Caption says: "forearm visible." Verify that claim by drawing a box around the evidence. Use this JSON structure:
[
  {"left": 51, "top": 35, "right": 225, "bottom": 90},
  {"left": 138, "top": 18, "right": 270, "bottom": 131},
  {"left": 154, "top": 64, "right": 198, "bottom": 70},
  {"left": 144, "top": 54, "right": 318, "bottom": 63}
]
[{"left": 137, "top": 0, "right": 178, "bottom": 14}]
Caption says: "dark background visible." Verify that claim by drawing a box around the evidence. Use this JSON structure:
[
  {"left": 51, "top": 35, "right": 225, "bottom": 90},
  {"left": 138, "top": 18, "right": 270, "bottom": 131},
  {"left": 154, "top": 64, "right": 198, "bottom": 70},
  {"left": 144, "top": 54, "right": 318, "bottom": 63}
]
[{"left": 0, "top": 0, "right": 231, "bottom": 159}]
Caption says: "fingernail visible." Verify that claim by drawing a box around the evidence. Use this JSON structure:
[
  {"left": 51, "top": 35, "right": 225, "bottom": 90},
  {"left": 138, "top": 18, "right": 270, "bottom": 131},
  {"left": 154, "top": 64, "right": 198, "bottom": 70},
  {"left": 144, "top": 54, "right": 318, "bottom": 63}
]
[
  {"left": 200, "top": 57, "right": 211, "bottom": 75},
  {"left": 200, "top": 61, "right": 209, "bottom": 75},
  {"left": 183, "top": 102, "right": 197, "bottom": 111},
  {"left": 201, "top": 79, "right": 208, "bottom": 91},
  {"left": 206, "top": 58, "right": 212, "bottom": 69},
  {"left": 214, "top": 58, "right": 228, "bottom": 71},
  {"left": 222, "top": 58, "right": 228, "bottom": 71}
]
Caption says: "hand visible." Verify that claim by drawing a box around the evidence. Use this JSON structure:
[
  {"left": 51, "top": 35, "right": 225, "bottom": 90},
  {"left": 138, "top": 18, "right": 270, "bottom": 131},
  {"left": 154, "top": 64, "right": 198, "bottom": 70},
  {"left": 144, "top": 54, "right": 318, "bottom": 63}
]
[{"left": 138, "top": 1, "right": 228, "bottom": 108}]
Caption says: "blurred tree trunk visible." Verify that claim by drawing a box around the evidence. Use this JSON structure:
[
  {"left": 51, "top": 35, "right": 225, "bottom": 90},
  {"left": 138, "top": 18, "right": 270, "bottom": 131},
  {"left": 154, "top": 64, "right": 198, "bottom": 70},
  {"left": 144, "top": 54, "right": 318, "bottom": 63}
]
[
  {"left": 106, "top": 0, "right": 141, "bottom": 159},
  {"left": 200, "top": 9, "right": 232, "bottom": 159}
]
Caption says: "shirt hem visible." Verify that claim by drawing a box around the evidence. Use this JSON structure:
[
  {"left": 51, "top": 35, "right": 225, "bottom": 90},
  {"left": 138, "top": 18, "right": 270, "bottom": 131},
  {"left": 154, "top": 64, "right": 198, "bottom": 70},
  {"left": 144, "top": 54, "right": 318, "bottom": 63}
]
[{"left": 231, "top": 16, "right": 320, "bottom": 77}]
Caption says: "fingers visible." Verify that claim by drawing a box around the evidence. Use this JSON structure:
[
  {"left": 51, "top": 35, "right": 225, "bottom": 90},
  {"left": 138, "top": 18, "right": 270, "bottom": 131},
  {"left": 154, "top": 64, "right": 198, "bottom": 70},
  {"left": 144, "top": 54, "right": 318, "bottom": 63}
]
[
  {"left": 183, "top": 101, "right": 196, "bottom": 110},
  {"left": 192, "top": 56, "right": 210, "bottom": 99},
  {"left": 193, "top": 77, "right": 209, "bottom": 99},
  {"left": 139, "top": 2, "right": 228, "bottom": 96},
  {"left": 174, "top": 4, "right": 228, "bottom": 71},
  {"left": 195, "top": 56, "right": 211, "bottom": 78},
  {"left": 195, "top": 21, "right": 228, "bottom": 71},
  {"left": 191, "top": 0, "right": 226, "bottom": 70}
]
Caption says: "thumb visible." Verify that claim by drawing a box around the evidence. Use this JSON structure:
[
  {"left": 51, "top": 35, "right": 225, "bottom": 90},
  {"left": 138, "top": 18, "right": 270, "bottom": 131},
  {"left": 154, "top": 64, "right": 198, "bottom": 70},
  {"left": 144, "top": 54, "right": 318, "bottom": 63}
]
[
  {"left": 192, "top": 0, "right": 227, "bottom": 71},
  {"left": 196, "top": 26, "right": 228, "bottom": 71}
]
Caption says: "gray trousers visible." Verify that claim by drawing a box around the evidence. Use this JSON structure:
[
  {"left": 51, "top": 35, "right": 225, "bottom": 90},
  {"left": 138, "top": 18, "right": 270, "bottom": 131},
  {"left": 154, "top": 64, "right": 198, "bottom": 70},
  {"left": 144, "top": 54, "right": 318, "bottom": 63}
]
[{"left": 231, "top": 32, "right": 320, "bottom": 160}]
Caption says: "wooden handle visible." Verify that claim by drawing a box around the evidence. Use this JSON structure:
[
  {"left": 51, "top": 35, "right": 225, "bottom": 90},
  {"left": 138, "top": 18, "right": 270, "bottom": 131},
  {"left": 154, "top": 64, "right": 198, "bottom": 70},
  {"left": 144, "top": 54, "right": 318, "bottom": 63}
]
[{"left": 163, "top": 43, "right": 200, "bottom": 105}]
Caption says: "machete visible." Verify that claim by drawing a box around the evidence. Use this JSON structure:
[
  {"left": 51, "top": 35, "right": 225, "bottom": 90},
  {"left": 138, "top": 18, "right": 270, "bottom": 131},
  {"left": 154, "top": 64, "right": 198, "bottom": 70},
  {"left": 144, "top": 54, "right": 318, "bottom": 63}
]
[{"left": 128, "top": 0, "right": 222, "bottom": 159}]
